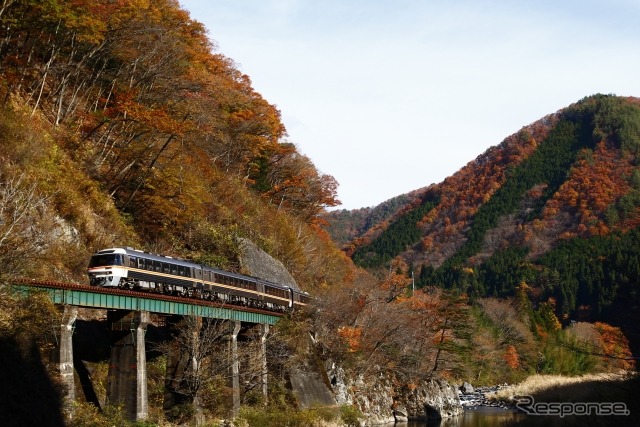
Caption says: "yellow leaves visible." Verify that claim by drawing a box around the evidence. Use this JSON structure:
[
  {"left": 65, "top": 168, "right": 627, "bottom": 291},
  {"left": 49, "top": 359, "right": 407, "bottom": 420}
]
[
  {"left": 538, "top": 298, "right": 561, "bottom": 332},
  {"left": 419, "top": 207, "right": 438, "bottom": 225}
]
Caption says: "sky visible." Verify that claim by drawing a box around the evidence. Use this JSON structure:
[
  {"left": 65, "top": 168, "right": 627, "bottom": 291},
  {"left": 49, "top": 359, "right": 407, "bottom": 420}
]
[{"left": 178, "top": 0, "right": 640, "bottom": 210}]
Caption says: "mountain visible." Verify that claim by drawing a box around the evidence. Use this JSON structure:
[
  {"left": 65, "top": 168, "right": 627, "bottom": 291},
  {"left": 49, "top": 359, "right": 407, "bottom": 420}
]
[
  {"left": 328, "top": 94, "right": 640, "bottom": 323},
  {"left": 322, "top": 191, "right": 420, "bottom": 246}
]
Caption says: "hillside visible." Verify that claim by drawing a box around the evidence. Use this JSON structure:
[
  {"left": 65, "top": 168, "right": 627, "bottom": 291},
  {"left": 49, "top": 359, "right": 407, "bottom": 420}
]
[
  {"left": 329, "top": 94, "right": 640, "bottom": 331},
  {"left": 0, "top": 0, "right": 350, "bottom": 289},
  {"left": 322, "top": 192, "right": 417, "bottom": 246}
]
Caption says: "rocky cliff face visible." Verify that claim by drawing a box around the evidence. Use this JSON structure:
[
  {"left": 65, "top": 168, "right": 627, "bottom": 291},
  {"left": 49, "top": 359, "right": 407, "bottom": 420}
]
[
  {"left": 326, "top": 363, "right": 462, "bottom": 425},
  {"left": 237, "top": 238, "right": 300, "bottom": 290}
]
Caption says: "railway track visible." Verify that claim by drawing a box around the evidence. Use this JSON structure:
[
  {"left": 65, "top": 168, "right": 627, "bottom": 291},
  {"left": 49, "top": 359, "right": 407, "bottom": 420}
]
[{"left": 13, "top": 278, "right": 285, "bottom": 317}]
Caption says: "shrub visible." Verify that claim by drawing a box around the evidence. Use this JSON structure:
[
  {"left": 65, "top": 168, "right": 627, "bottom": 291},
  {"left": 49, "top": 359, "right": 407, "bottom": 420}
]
[{"left": 340, "top": 404, "right": 362, "bottom": 427}]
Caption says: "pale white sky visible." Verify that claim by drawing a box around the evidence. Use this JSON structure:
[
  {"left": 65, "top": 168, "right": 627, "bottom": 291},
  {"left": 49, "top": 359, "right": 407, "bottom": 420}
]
[{"left": 179, "top": 0, "right": 640, "bottom": 210}]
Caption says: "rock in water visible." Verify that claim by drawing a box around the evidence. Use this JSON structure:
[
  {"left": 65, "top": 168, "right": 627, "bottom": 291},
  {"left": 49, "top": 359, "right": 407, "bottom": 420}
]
[{"left": 460, "top": 381, "right": 475, "bottom": 394}]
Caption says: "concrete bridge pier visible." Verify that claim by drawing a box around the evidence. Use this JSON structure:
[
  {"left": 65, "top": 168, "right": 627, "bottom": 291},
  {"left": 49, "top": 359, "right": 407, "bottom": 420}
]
[
  {"left": 106, "top": 310, "right": 150, "bottom": 421},
  {"left": 59, "top": 305, "right": 78, "bottom": 416},
  {"left": 230, "top": 320, "right": 241, "bottom": 418},
  {"left": 260, "top": 324, "right": 269, "bottom": 402}
]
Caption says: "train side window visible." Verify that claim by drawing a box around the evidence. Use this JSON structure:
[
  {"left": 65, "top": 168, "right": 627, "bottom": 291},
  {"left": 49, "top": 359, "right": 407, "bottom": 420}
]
[
  {"left": 129, "top": 257, "right": 137, "bottom": 267},
  {"left": 154, "top": 261, "right": 162, "bottom": 272}
]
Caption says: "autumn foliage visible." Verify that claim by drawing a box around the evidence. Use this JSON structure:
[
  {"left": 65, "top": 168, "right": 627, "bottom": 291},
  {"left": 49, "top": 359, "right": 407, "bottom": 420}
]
[
  {"left": 0, "top": 0, "right": 348, "bottom": 290},
  {"left": 0, "top": 0, "right": 338, "bottom": 231}
]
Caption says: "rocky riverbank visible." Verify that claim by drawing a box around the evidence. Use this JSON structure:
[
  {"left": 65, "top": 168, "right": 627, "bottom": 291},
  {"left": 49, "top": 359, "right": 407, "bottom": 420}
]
[
  {"left": 457, "top": 382, "right": 514, "bottom": 409},
  {"left": 327, "top": 364, "right": 463, "bottom": 425}
]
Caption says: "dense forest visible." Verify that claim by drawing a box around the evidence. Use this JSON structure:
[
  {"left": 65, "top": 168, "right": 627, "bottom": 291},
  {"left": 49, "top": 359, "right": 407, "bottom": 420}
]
[{"left": 1, "top": 1, "right": 638, "bottom": 426}]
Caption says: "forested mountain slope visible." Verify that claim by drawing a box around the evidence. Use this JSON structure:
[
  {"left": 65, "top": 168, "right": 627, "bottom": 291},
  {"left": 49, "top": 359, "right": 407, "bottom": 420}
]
[
  {"left": 0, "top": 0, "right": 349, "bottom": 290},
  {"left": 331, "top": 95, "right": 640, "bottom": 323},
  {"left": 322, "top": 191, "right": 418, "bottom": 246}
]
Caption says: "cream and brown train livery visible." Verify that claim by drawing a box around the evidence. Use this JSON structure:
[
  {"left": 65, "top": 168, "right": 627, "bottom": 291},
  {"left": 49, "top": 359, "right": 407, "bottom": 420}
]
[{"left": 87, "top": 247, "right": 309, "bottom": 312}]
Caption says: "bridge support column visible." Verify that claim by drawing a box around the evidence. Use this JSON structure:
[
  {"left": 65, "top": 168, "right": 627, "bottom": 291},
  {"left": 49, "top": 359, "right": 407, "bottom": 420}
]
[
  {"left": 106, "top": 310, "right": 149, "bottom": 421},
  {"left": 59, "top": 305, "right": 78, "bottom": 416},
  {"left": 230, "top": 320, "right": 241, "bottom": 417},
  {"left": 135, "top": 311, "right": 150, "bottom": 421},
  {"left": 260, "top": 324, "right": 269, "bottom": 403}
]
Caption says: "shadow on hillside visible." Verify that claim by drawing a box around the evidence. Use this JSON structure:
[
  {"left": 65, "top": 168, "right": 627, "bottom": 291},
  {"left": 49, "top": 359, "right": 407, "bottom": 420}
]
[
  {"left": 506, "top": 374, "right": 640, "bottom": 427},
  {"left": 0, "top": 337, "right": 65, "bottom": 427}
]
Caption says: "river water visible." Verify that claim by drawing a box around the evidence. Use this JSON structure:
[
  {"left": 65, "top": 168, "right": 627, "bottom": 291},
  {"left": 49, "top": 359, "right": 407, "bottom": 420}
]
[{"left": 403, "top": 407, "right": 525, "bottom": 427}]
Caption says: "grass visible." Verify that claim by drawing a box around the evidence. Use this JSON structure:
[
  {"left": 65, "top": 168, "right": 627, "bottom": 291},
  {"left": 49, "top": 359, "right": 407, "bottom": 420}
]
[
  {"left": 491, "top": 372, "right": 640, "bottom": 427},
  {"left": 489, "top": 372, "right": 633, "bottom": 401}
]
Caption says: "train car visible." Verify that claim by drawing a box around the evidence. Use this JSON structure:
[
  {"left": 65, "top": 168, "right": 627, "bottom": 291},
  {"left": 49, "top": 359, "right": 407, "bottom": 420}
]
[
  {"left": 87, "top": 247, "right": 310, "bottom": 312},
  {"left": 292, "top": 289, "right": 311, "bottom": 311},
  {"left": 88, "top": 247, "right": 199, "bottom": 295},
  {"left": 202, "top": 266, "right": 263, "bottom": 307},
  {"left": 262, "top": 281, "right": 293, "bottom": 310}
]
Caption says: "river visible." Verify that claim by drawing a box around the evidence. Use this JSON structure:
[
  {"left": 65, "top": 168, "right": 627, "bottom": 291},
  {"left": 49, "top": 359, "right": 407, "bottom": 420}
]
[{"left": 403, "top": 407, "right": 525, "bottom": 426}]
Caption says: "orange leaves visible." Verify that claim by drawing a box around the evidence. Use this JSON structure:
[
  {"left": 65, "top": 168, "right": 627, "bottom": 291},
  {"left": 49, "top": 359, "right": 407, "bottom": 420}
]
[
  {"left": 405, "top": 119, "right": 551, "bottom": 265},
  {"left": 405, "top": 289, "right": 440, "bottom": 314},
  {"left": 594, "top": 322, "right": 635, "bottom": 370},
  {"left": 503, "top": 345, "right": 520, "bottom": 369},
  {"left": 337, "top": 326, "right": 362, "bottom": 353},
  {"left": 541, "top": 141, "right": 633, "bottom": 236}
]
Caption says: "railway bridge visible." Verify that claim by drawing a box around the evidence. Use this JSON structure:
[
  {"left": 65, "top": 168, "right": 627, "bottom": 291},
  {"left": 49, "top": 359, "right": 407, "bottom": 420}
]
[{"left": 13, "top": 280, "right": 282, "bottom": 421}]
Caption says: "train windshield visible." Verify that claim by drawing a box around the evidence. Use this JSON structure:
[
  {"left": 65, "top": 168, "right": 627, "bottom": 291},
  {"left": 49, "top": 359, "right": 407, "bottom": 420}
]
[{"left": 88, "top": 254, "right": 124, "bottom": 268}]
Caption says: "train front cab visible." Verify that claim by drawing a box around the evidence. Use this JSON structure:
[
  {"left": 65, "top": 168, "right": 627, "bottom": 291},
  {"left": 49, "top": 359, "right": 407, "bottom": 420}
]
[{"left": 87, "top": 248, "right": 127, "bottom": 287}]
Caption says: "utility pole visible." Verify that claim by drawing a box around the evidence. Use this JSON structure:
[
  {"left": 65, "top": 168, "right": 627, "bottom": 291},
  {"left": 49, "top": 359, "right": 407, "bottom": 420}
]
[{"left": 411, "top": 270, "right": 415, "bottom": 294}]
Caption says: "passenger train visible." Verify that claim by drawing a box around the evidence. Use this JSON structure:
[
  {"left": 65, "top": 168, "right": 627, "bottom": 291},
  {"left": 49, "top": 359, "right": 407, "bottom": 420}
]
[{"left": 87, "top": 247, "right": 309, "bottom": 312}]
